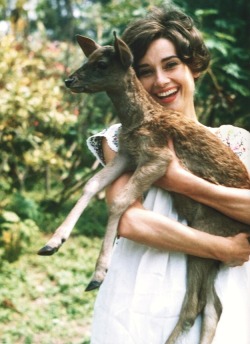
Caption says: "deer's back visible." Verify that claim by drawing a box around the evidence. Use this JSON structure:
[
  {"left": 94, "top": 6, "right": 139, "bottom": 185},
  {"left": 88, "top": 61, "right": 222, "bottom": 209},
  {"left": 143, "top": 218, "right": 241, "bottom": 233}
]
[{"left": 120, "top": 110, "right": 250, "bottom": 190}]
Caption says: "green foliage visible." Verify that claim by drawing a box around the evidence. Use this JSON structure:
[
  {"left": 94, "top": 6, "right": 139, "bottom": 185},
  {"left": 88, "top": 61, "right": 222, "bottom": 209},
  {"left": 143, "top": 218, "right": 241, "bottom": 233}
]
[
  {"left": 0, "top": 29, "right": 110, "bottom": 197},
  {"left": 0, "top": 34, "right": 77, "bottom": 192},
  {"left": 0, "top": 234, "right": 100, "bottom": 343},
  {"left": 35, "top": 0, "right": 75, "bottom": 40},
  {"left": 77, "top": 0, "right": 165, "bottom": 41},
  {"left": 0, "top": 30, "right": 110, "bottom": 267},
  {"left": 7, "top": 192, "right": 40, "bottom": 221},
  {"left": 0, "top": 209, "right": 39, "bottom": 262},
  {"left": 185, "top": 2, "right": 250, "bottom": 129},
  {"left": 76, "top": 198, "right": 107, "bottom": 238}
]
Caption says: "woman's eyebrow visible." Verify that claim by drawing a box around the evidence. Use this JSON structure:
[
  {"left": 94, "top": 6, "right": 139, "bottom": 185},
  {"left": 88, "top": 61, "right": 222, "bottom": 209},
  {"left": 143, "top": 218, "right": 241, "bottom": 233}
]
[
  {"left": 138, "top": 55, "right": 179, "bottom": 69},
  {"left": 162, "top": 55, "right": 179, "bottom": 62}
]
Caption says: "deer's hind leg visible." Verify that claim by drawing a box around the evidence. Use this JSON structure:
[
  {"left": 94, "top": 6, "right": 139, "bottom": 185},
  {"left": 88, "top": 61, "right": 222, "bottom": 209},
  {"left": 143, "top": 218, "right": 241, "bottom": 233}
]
[
  {"left": 86, "top": 148, "right": 173, "bottom": 291},
  {"left": 200, "top": 265, "right": 222, "bottom": 344},
  {"left": 165, "top": 257, "right": 221, "bottom": 344}
]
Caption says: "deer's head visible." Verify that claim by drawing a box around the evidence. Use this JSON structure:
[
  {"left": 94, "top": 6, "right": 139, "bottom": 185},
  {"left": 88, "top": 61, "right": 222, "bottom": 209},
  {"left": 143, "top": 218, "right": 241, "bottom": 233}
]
[{"left": 65, "top": 32, "right": 133, "bottom": 93}]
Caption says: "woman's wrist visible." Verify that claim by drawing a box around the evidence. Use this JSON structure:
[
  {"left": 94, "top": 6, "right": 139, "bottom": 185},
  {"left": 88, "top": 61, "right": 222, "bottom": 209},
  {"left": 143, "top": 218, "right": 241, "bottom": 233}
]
[{"left": 215, "top": 234, "right": 250, "bottom": 266}]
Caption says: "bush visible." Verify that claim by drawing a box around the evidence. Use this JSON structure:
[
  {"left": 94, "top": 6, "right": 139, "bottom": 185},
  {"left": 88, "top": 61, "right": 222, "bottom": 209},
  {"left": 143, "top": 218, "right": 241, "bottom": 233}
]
[{"left": 0, "top": 210, "right": 39, "bottom": 262}]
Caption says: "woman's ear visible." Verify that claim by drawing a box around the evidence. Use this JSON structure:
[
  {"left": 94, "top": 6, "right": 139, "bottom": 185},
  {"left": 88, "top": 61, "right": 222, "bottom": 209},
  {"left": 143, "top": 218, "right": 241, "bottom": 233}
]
[{"left": 193, "top": 71, "right": 201, "bottom": 80}]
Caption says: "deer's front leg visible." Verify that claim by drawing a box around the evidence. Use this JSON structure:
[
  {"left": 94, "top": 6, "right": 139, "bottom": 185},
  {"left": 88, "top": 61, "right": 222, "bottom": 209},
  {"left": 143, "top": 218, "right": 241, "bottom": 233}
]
[
  {"left": 86, "top": 148, "right": 173, "bottom": 291},
  {"left": 85, "top": 213, "right": 118, "bottom": 291},
  {"left": 38, "top": 153, "right": 129, "bottom": 256}
]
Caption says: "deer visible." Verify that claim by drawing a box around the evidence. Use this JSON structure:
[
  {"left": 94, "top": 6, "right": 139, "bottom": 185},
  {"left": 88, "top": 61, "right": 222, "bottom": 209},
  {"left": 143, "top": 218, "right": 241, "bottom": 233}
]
[{"left": 37, "top": 33, "right": 250, "bottom": 344}]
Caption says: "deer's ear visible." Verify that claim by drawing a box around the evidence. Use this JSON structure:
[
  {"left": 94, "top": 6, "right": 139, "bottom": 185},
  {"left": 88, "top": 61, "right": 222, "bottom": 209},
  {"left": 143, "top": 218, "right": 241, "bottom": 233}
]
[
  {"left": 76, "top": 35, "right": 101, "bottom": 57},
  {"left": 113, "top": 32, "right": 133, "bottom": 69}
]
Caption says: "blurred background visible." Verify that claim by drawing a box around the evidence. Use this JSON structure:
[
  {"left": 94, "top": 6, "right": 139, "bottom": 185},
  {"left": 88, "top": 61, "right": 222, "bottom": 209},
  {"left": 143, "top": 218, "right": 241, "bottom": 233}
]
[{"left": 0, "top": 0, "right": 249, "bottom": 343}]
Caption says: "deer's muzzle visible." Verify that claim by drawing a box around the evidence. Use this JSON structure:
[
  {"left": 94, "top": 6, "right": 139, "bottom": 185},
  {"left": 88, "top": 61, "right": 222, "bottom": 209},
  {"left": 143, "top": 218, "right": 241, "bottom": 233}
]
[{"left": 65, "top": 78, "right": 76, "bottom": 88}]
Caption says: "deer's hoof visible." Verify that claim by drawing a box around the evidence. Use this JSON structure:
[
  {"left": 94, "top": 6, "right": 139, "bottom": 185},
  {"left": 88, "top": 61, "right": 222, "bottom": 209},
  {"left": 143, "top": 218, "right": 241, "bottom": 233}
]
[
  {"left": 85, "top": 280, "right": 102, "bottom": 292},
  {"left": 37, "top": 245, "right": 59, "bottom": 256}
]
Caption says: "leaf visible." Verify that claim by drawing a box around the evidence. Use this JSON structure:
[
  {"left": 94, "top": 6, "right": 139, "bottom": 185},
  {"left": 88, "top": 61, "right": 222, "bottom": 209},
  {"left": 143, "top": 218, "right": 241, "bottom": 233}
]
[
  {"left": 229, "top": 82, "right": 250, "bottom": 97},
  {"left": 205, "top": 38, "right": 229, "bottom": 56},
  {"left": 1, "top": 211, "right": 20, "bottom": 223},
  {"left": 214, "top": 31, "right": 235, "bottom": 43},
  {"left": 222, "top": 63, "right": 244, "bottom": 79},
  {"left": 195, "top": 9, "right": 218, "bottom": 17}
]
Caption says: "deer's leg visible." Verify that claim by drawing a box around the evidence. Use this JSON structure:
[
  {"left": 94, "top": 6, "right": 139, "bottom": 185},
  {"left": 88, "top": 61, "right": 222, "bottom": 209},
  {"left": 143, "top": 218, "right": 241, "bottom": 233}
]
[
  {"left": 38, "top": 154, "right": 129, "bottom": 256},
  {"left": 85, "top": 210, "right": 120, "bottom": 291},
  {"left": 86, "top": 149, "right": 173, "bottom": 291},
  {"left": 200, "top": 269, "right": 222, "bottom": 344},
  {"left": 165, "top": 258, "right": 219, "bottom": 344}
]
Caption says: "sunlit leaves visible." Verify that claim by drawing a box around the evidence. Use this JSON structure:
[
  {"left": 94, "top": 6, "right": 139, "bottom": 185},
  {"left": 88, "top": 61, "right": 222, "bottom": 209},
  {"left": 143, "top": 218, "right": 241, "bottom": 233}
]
[{"left": 0, "top": 34, "right": 78, "bottom": 191}]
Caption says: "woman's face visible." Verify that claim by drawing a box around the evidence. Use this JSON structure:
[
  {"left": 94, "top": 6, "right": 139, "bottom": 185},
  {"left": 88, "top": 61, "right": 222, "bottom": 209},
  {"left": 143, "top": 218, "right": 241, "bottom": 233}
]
[{"left": 137, "top": 38, "right": 199, "bottom": 119}]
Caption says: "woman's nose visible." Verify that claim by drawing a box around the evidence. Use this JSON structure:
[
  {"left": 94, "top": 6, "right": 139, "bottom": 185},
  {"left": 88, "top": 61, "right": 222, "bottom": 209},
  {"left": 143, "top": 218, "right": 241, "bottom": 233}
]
[{"left": 154, "top": 71, "right": 170, "bottom": 87}]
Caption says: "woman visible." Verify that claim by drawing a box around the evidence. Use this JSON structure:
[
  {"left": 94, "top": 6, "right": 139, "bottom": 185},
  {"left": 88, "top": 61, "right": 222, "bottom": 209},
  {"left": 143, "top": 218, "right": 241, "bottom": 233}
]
[{"left": 87, "top": 6, "right": 250, "bottom": 344}]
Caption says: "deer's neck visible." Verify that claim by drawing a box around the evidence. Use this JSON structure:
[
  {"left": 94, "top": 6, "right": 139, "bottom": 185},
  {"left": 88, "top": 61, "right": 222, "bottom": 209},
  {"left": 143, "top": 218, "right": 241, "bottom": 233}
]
[{"left": 107, "top": 69, "right": 160, "bottom": 131}]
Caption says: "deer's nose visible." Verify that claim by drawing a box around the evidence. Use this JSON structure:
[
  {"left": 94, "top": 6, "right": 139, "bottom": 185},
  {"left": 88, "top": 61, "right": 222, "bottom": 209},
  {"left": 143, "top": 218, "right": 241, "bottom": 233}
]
[{"left": 65, "top": 78, "right": 75, "bottom": 88}]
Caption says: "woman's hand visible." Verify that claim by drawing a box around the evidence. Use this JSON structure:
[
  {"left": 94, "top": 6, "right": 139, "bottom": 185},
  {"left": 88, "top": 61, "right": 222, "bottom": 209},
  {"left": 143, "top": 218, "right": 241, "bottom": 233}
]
[
  {"left": 155, "top": 138, "right": 190, "bottom": 192},
  {"left": 222, "top": 233, "right": 250, "bottom": 267}
]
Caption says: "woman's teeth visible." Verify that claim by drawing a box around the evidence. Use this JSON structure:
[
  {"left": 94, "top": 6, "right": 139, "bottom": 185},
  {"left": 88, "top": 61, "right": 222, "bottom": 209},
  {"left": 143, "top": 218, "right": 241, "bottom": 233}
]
[{"left": 157, "top": 88, "right": 178, "bottom": 98}]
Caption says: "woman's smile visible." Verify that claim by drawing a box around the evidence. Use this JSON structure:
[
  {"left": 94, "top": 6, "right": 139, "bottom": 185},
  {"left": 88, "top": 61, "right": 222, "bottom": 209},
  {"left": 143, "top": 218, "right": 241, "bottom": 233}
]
[{"left": 154, "top": 86, "right": 179, "bottom": 104}]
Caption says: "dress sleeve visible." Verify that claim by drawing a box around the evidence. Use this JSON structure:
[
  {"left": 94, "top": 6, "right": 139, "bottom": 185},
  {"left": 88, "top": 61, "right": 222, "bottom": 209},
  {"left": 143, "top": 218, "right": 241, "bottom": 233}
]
[
  {"left": 86, "top": 123, "right": 122, "bottom": 166},
  {"left": 216, "top": 125, "right": 250, "bottom": 171}
]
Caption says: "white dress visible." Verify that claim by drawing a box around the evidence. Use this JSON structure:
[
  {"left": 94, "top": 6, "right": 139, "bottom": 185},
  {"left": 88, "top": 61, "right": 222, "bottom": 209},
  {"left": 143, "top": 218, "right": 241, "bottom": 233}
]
[{"left": 87, "top": 124, "right": 250, "bottom": 344}]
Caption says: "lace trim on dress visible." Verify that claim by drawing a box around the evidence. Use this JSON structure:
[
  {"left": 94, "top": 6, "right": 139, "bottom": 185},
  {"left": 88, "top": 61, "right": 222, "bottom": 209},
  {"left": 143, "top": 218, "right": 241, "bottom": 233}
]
[
  {"left": 216, "top": 125, "right": 250, "bottom": 170},
  {"left": 86, "top": 123, "right": 121, "bottom": 166}
]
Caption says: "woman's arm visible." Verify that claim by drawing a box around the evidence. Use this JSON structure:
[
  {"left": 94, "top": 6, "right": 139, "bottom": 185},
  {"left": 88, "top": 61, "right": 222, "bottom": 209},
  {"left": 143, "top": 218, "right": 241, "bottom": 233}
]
[
  {"left": 119, "top": 206, "right": 250, "bottom": 267},
  {"left": 103, "top": 138, "right": 250, "bottom": 266},
  {"left": 155, "top": 139, "right": 250, "bottom": 225}
]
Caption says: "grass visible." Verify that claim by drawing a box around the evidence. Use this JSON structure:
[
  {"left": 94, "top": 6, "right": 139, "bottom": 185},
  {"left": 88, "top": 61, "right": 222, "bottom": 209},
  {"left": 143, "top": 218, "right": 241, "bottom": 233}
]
[{"left": 0, "top": 233, "right": 101, "bottom": 344}]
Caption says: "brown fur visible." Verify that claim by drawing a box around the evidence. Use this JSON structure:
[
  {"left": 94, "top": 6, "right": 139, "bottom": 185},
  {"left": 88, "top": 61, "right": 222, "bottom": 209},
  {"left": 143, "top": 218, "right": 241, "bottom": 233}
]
[{"left": 38, "top": 34, "right": 250, "bottom": 344}]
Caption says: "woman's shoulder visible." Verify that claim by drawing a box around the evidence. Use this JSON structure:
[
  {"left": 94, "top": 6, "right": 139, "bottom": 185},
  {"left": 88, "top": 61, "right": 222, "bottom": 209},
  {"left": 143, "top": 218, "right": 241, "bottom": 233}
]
[{"left": 86, "top": 123, "right": 121, "bottom": 165}]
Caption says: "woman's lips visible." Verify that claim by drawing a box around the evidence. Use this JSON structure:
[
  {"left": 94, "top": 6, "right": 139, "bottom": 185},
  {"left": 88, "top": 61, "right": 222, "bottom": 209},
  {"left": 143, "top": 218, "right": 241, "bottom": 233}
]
[{"left": 155, "top": 87, "right": 179, "bottom": 104}]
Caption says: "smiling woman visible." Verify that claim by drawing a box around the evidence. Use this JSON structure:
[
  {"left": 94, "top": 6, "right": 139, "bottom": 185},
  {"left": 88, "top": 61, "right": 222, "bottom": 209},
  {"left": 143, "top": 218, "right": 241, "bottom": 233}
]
[
  {"left": 136, "top": 39, "right": 198, "bottom": 116},
  {"left": 87, "top": 5, "right": 250, "bottom": 344}
]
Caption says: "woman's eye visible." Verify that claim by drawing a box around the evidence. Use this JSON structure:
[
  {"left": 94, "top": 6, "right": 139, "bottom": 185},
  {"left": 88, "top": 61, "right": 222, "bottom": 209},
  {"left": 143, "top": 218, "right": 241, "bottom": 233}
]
[
  {"left": 137, "top": 69, "right": 153, "bottom": 78},
  {"left": 164, "top": 61, "right": 179, "bottom": 70}
]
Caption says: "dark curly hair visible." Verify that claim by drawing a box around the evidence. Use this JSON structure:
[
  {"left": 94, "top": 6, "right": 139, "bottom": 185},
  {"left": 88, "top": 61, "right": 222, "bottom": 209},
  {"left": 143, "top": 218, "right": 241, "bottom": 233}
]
[{"left": 122, "top": 6, "right": 210, "bottom": 77}]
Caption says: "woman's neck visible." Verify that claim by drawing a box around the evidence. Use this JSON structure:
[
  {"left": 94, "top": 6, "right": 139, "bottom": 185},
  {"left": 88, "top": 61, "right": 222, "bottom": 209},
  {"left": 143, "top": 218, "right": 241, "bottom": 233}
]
[{"left": 182, "top": 103, "right": 198, "bottom": 122}]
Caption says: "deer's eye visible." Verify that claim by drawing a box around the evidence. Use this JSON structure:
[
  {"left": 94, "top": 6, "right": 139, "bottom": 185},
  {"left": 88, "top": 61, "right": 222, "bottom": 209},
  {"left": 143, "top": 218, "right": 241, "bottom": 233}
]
[{"left": 97, "top": 61, "right": 108, "bottom": 69}]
